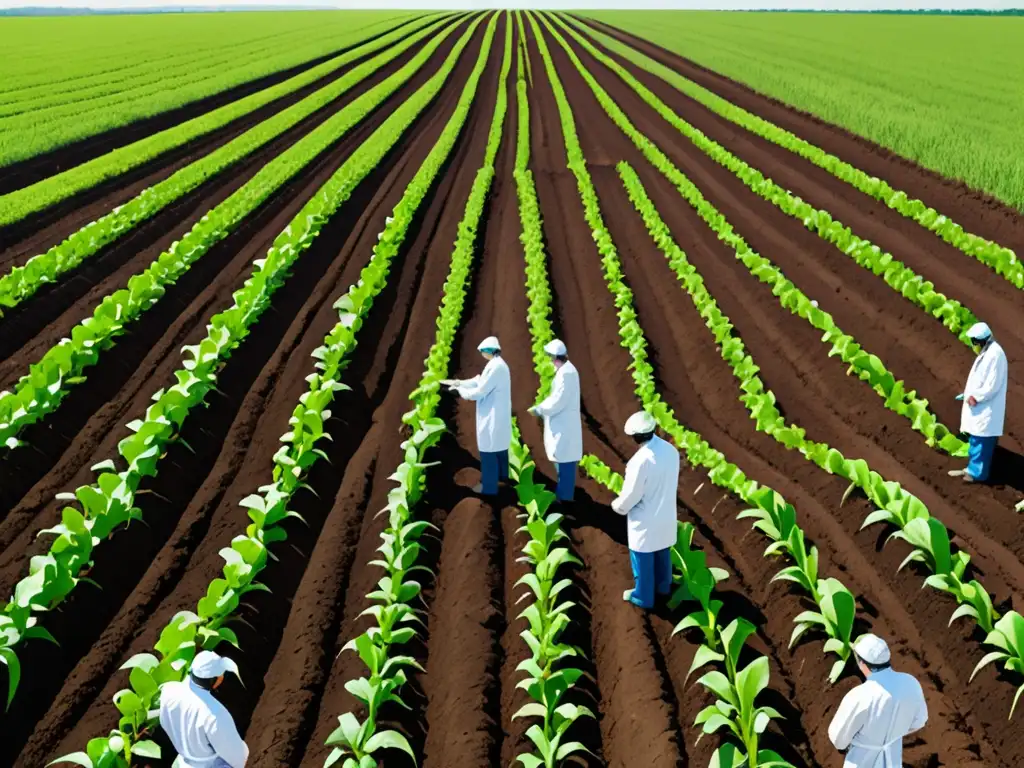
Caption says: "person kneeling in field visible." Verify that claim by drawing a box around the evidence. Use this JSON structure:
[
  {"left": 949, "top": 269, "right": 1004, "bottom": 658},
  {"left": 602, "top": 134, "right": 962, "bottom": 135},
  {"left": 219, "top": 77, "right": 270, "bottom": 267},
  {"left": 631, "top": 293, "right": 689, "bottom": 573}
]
[
  {"left": 159, "top": 651, "right": 249, "bottom": 768},
  {"left": 611, "top": 411, "right": 680, "bottom": 609},
  {"left": 828, "top": 634, "right": 928, "bottom": 768}
]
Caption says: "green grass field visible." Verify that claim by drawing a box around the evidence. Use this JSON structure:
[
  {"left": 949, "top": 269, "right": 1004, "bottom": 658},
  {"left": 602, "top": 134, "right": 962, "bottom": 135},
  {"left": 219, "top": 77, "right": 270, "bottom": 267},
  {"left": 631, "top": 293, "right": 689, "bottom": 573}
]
[
  {"left": 583, "top": 11, "right": 1024, "bottom": 211},
  {"left": 0, "top": 10, "right": 416, "bottom": 166}
]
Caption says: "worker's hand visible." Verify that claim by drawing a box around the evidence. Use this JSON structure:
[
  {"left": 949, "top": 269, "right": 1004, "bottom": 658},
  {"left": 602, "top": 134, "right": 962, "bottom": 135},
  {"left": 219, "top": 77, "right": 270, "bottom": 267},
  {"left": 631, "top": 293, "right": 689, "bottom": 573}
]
[{"left": 968, "top": 395, "right": 978, "bottom": 407}]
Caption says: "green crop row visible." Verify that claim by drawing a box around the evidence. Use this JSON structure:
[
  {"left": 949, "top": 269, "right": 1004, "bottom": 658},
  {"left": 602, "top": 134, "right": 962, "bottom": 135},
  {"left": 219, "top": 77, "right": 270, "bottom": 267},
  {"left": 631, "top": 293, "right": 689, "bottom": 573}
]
[
  {"left": 512, "top": 33, "right": 556, "bottom": 400},
  {"left": 614, "top": 148, "right": 966, "bottom": 457},
  {"left": 0, "top": 12, "right": 421, "bottom": 168},
  {"left": 508, "top": 32, "right": 593, "bottom": 765},
  {"left": 548, "top": 15, "right": 982, "bottom": 350},
  {"left": 324, "top": 14, "right": 501, "bottom": 768},
  {"left": 564, "top": 15, "right": 1022, "bottom": 292},
  {"left": 51, "top": 177, "right": 406, "bottom": 768},
  {"left": 0, "top": 15, "right": 452, "bottom": 230},
  {"left": 53, "top": 13, "right": 493, "bottom": 763},
  {"left": 506, "top": 433, "right": 594, "bottom": 768},
  {"left": 1, "top": 15, "right": 417, "bottom": 121},
  {"left": 526, "top": 13, "right": 794, "bottom": 764},
  {"left": 617, "top": 162, "right": 1024, "bottom": 710},
  {"left": 0, "top": 14, "right": 453, "bottom": 312},
  {"left": 544, "top": 22, "right": 969, "bottom": 458},
  {"left": 0, "top": 18, "right": 484, "bottom": 711},
  {"left": 515, "top": 10, "right": 533, "bottom": 87},
  {"left": 0, "top": 18, "right": 463, "bottom": 454},
  {"left": 541, "top": 11, "right": 1024, "bottom": 714}
]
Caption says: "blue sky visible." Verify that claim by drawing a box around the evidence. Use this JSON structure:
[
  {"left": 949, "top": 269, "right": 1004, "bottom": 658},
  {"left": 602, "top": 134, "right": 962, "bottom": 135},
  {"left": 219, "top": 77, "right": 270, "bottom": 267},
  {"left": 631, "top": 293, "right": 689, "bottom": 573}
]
[{"left": 2, "top": 0, "right": 1021, "bottom": 8}]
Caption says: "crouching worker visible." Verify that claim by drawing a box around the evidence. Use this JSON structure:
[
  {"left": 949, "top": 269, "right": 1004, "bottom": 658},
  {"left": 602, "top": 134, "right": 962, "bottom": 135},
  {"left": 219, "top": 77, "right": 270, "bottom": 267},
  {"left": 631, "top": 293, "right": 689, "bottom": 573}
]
[
  {"left": 611, "top": 411, "right": 680, "bottom": 609},
  {"left": 446, "top": 336, "right": 512, "bottom": 495},
  {"left": 828, "top": 634, "right": 928, "bottom": 768},
  {"left": 528, "top": 339, "right": 582, "bottom": 502},
  {"left": 159, "top": 650, "right": 249, "bottom": 768}
]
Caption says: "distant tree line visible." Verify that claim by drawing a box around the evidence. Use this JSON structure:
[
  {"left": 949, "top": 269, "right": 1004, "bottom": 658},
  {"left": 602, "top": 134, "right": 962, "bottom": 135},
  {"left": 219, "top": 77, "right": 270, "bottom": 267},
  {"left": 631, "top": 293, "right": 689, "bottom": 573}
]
[{"left": 756, "top": 8, "right": 1023, "bottom": 15}]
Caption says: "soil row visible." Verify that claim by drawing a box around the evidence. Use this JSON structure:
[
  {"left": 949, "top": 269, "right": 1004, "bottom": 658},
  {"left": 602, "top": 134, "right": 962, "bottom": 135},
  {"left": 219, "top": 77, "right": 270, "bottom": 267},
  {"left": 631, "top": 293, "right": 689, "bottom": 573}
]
[
  {"left": 0, "top": 22, "right": 445, "bottom": 367},
  {"left": 0, "top": 14, "right": 428, "bottom": 202},
  {"left": 528, "top": 18, "right": 1015, "bottom": 768},
  {"left": 2, "top": 18, "right": 489, "bottom": 765},
  {"left": 0, "top": 20, "right": 468, "bottom": 524},
  {"left": 1, "top": 11, "right": 1021, "bottom": 768}
]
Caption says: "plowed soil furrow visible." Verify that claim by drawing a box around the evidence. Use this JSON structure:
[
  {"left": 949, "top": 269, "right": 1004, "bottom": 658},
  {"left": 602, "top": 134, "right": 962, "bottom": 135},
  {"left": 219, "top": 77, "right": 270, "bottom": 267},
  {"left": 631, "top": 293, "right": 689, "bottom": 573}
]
[
  {"left": 573, "top": 19, "right": 1024, "bottom": 464},
  {"left": 1, "top": 13, "right": 1018, "bottom": 768},
  {"left": 0, "top": 14, "right": 428, "bottom": 212},
  {"left": 0, "top": 26, "right": 467, "bottom": 524},
  {"left": 1, "top": 23, "right": 485, "bottom": 765},
  {"left": 574, "top": 18, "right": 1024, "bottom": 379},
  {"left": 415, "top": 33, "right": 528, "bottom": 767},
  {"left": 576, "top": 16, "right": 1024, "bottom": 260},
  {"left": 0, "top": 25, "right": 440, "bottom": 366},
  {"left": 545, "top": 25, "right": 1011, "bottom": 766},
  {"left": 575, "top": 21, "right": 1024, "bottom": 473},
  {"left": 233, "top": 21, "right": 503, "bottom": 767},
  {"left": 555, "top": 31, "right": 1024, "bottom": 592},
  {"left": 521, "top": 25, "right": 834, "bottom": 768}
]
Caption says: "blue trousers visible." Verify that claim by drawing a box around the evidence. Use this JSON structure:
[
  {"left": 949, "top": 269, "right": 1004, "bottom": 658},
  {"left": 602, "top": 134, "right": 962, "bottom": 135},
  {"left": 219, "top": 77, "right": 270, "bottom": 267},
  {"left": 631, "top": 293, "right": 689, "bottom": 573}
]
[
  {"left": 967, "top": 435, "right": 998, "bottom": 481},
  {"left": 556, "top": 461, "right": 577, "bottom": 501},
  {"left": 480, "top": 450, "right": 509, "bottom": 495},
  {"left": 629, "top": 548, "right": 672, "bottom": 609}
]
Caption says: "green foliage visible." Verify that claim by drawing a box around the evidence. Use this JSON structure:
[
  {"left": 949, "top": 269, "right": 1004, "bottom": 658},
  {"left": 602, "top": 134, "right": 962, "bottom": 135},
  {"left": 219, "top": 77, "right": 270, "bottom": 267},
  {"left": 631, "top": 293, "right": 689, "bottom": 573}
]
[
  {"left": 0, "top": 17, "right": 463, "bottom": 449},
  {"left": 325, "top": 14, "right": 509, "bottom": 767},
  {"left": 0, "top": 11, "right": 421, "bottom": 171},
  {"left": 26, "top": 17, "right": 487, "bottom": 739},
  {"left": 553, "top": 14, "right": 986, "bottom": 348},
  {"left": 527, "top": 13, "right": 792, "bottom": 764},
  {"left": 567, "top": 15, "right": 1022, "bottom": 290},
  {"left": 555, "top": 17, "right": 968, "bottom": 461},
  {"left": 510, "top": 426, "right": 592, "bottom": 768},
  {"left": 541, "top": 11, "right": 1020, "bottom": 710},
  {"left": 579, "top": 12, "right": 1024, "bottom": 215},
  {"left": 970, "top": 612, "right": 1024, "bottom": 718}
]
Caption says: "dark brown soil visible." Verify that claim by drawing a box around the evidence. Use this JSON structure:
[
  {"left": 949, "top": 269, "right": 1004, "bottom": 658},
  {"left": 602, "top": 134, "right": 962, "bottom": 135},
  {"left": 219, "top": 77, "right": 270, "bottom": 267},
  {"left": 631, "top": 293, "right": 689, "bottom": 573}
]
[{"left": 0, "top": 11, "right": 1020, "bottom": 768}]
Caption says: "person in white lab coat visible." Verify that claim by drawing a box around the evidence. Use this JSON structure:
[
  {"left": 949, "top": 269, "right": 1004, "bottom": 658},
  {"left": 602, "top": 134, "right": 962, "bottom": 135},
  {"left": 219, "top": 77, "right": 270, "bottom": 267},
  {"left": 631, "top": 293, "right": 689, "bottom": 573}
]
[
  {"left": 948, "top": 322, "right": 1008, "bottom": 483},
  {"left": 528, "top": 339, "right": 582, "bottom": 501},
  {"left": 828, "top": 634, "right": 928, "bottom": 768},
  {"left": 611, "top": 411, "right": 680, "bottom": 609},
  {"left": 447, "top": 336, "right": 512, "bottom": 496},
  {"left": 158, "top": 650, "right": 249, "bottom": 768}
]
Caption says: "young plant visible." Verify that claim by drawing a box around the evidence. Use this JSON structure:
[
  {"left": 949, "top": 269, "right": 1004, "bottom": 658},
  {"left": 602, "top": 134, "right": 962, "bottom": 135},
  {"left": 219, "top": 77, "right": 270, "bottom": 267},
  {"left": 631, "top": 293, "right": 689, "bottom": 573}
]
[{"left": 970, "top": 612, "right": 1024, "bottom": 718}]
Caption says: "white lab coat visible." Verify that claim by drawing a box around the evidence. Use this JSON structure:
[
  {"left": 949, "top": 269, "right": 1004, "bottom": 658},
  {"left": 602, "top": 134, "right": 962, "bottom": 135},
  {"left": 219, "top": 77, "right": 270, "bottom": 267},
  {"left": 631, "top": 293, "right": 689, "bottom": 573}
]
[
  {"left": 456, "top": 356, "right": 512, "bottom": 453},
  {"left": 960, "top": 339, "right": 1008, "bottom": 437},
  {"left": 159, "top": 679, "right": 249, "bottom": 768},
  {"left": 533, "top": 361, "right": 582, "bottom": 464},
  {"left": 610, "top": 435, "right": 679, "bottom": 553},
  {"left": 828, "top": 668, "right": 928, "bottom": 768}
]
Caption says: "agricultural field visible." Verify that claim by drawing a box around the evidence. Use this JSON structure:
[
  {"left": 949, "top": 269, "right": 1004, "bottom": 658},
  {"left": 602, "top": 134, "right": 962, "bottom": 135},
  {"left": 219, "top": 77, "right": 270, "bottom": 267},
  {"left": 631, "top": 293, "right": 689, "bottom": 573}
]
[
  {"left": 0, "top": 9, "right": 1022, "bottom": 768},
  {"left": 0, "top": 10, "right": 418, "bottom": 183},
  {"left": 583, "top": 11, "right": 1024, "bottom": 211}
]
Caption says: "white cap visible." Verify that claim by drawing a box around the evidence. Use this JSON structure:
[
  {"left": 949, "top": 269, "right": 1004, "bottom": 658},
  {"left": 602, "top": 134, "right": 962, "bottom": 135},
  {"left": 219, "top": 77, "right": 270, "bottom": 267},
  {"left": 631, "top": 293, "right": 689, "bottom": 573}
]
[
  {"left": 966, "top": 322, "right": 992, "bottom": 341},
  {"left": 191, "top": 650, "right": 240, "bottom": 680},
  {"left": 477, "top": 336, "right": 501, "bottom": 352},
  {"left": 624, "top": 411, "right": 657, "bottom": 436},
  {"left": 853, "top": 634, "right": 890, "bottom": 666},
  {"left": 544, "top": 339, "right": 567, "bottom": 357}
]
